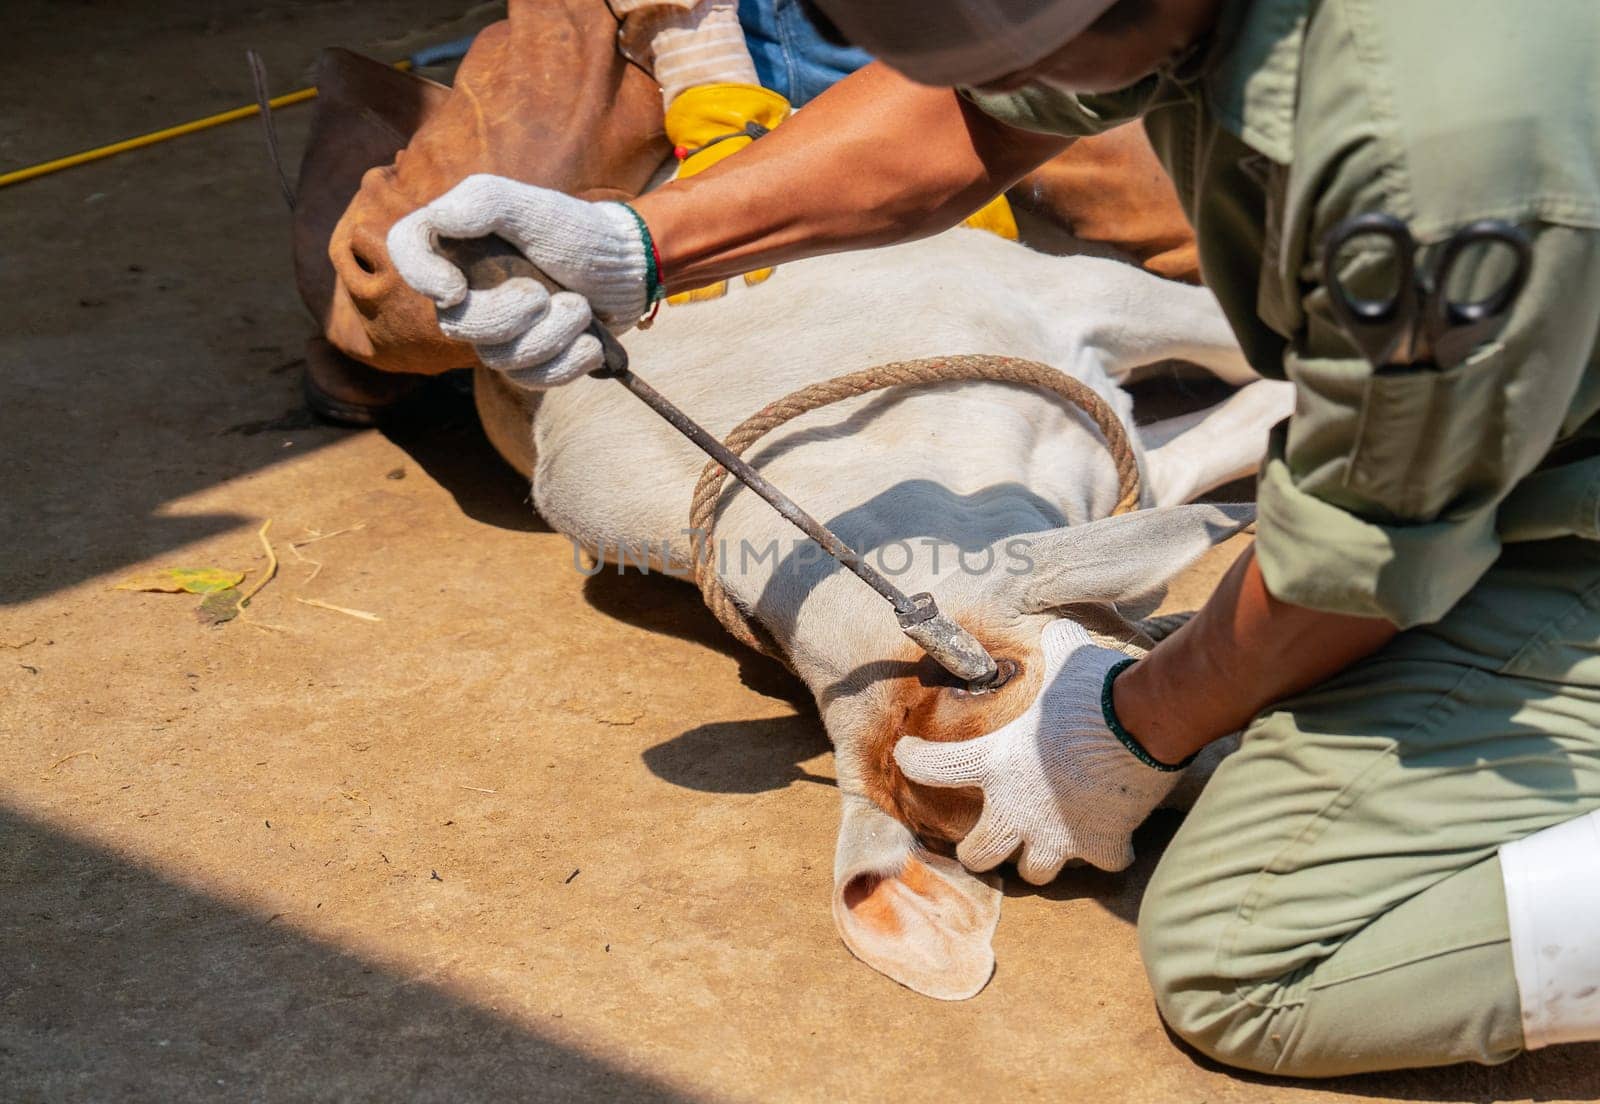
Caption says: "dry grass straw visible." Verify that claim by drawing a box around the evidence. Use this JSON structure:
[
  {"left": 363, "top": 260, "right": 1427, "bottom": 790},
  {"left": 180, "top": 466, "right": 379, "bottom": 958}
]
[{"left": 296, "top": 597, "right": 382, "bottom": 623}]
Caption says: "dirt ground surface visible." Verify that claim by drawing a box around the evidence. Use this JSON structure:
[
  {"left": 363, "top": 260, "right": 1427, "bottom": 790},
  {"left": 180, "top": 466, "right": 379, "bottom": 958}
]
[{"left": 4, "top": 4, "right": 1598, "bottom": 1102}]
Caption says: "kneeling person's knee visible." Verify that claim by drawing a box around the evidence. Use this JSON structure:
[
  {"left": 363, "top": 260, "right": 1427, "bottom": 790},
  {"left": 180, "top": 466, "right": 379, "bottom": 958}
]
[{"left": 1138, "top": 860, "right": 1300, "bottom": 1075}]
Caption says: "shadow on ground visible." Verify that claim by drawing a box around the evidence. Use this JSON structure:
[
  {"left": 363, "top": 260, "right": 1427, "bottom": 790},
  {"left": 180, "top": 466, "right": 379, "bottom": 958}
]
[
  {"left": 581, "top": 565, "right": 808, "bottom": 704},
  {"left": 643, "top": 716, "right": 831, "bottom": 795},
  {"left": 379, "top": 375, "right": 549, "bottom": 534},
  {"left": 9, "top": 797, "right": 1594, "bottom": 1104},
  {"left": 997, "top": 808, "right": 1185, "bottom": 926},
  {"left": 1182, "top": 1030, "right": 1600, "bottom": 1103},
  {"left": 0, "top": 3, "right": 508, "bottom": 610},
  {"left": 0, "top": 805, "right": 690, "bottom": 1103}
]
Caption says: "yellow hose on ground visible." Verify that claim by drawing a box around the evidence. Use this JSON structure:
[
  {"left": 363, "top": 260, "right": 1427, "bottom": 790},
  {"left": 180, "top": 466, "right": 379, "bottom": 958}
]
[{"left": 0, "top": 59, "right": 413, "bottom": 190}]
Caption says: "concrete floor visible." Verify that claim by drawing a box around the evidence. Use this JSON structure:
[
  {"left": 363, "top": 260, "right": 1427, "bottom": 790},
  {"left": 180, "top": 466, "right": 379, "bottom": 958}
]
[{"left": 4, "top": 3, "right": 1599, "bottom": 1101}]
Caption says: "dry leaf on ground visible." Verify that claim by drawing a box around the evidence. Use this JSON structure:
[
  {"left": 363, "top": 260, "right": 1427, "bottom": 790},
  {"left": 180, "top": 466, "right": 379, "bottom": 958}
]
[
  {"left": 114, "top": 567, "right": 245, "bottom": 595},
  {"left": 195, "top": 590, "right": 244, "bottom": 626}
]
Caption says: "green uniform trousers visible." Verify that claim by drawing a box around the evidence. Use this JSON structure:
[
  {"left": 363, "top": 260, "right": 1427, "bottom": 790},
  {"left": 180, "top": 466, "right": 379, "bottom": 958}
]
[{"left": 1139, "top": 536, "right": 1600, "bottom": 1078}]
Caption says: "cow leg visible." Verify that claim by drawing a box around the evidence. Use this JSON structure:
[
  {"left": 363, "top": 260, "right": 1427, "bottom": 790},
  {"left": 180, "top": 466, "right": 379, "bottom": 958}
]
[
  {"left": 1139, "top": 379, "right": 1294, "bottom": 506},
  {"left": 1072, "top": 270, "right": 1257, "bottom": 387},
  {"left": 472, "top": 366, "right": 542, "bottom": 479}
]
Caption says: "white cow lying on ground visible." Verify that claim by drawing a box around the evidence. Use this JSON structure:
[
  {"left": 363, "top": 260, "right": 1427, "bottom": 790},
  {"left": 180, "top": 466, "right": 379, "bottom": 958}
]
[{"left": 472, "top": 224, "right": 1292, "bottom": 999}]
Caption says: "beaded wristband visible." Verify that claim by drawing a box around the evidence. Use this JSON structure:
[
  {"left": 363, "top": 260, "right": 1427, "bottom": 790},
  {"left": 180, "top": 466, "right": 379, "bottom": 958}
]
[{"left": 1101, "top": 658, "right": 1196, "bottom": 773}]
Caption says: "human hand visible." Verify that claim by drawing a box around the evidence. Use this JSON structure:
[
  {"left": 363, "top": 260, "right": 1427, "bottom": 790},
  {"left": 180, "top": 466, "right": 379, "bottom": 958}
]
[
  {"left": 894, "top": 620, "right": 1184, "bottom": 880},
  {"left": 387, "top": 175, "right": 653, "bottom": 386}
]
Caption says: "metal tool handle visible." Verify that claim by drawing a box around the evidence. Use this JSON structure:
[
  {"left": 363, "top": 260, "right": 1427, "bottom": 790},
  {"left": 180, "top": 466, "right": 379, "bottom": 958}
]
[
  {"left": 436, "top": 235, "right": 1000, "bottom": 687},
  {"left": 437, "top": 235, "right": 630, "bottom": 373},
  {"left": 1424, "top": 219, "right": 1532, "bottom": 370},
  {"left": 1321, "top": 212, "right": 1418, "bottom": 369}
]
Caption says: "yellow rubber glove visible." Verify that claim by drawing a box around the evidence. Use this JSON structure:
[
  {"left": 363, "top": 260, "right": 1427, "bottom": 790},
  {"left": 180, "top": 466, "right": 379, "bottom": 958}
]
[
  {"left": 963, "top": 193, "right": 1019, "bottom": 241},
  {"left": 662, "top": 82, "right": 1017, "bottom": 307},
  {"left": 665, "top": 83, "right": 792, "bottom": 305}
]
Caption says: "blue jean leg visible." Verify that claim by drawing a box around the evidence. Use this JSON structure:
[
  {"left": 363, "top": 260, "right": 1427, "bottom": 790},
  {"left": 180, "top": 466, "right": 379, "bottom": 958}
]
[{"left": 739, "top": 0, "right": 871, "bottom": 106}]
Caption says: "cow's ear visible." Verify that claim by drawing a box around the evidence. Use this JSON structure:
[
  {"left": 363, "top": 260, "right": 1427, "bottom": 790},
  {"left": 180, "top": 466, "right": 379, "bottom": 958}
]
[
  {"left": 832, "top": 794, "right": 1001, "bottom": 1001},
  {"left": 1007, "top": 503, "right": 1253, "bottom": 615}
]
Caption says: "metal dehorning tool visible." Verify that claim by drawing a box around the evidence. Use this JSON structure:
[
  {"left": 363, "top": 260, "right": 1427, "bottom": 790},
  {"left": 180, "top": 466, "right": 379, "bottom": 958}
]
[{"left": 443, "top": 237, "right": 1002, "bottom": 689}]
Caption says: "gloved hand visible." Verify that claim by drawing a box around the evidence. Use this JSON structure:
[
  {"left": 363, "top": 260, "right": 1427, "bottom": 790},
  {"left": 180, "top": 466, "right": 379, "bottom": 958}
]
[
  {"left": 386, "top": 175, "right": 656, "bottom": 387},
  {"left": 894, "top": 620, "right": 1186, "bottom": 881}
]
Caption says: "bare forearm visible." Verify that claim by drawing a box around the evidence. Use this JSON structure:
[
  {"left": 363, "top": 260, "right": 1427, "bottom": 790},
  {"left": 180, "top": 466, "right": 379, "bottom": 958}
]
[
  {"left": 1115, "top": 545, "right": 1399, "bottom": 764},
  {"left": 631, "top": 62, "right": 1069, "bottom": 292}
]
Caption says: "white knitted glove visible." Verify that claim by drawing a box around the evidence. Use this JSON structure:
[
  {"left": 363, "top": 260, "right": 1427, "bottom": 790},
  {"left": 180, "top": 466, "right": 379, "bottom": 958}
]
[
  {"left": 386, "top": 175, "right": 653, "bottom": 387},
  {"left": 894, "top": 620, "right": 1186, "bottom": 881}
]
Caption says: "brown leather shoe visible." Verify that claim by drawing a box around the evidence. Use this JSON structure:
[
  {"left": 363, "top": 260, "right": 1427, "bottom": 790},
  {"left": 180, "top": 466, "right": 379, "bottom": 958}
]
[
  {"left": 301, "top": 336, "right": 425, "bottom": 426},
  {"left": 293, "top": 0, "right": 669, "bottom": 385}
]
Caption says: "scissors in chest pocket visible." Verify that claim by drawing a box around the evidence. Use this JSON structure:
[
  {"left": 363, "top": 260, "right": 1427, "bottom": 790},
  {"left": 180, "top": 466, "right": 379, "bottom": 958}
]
[{"left": 1321, "top": 213, "right": 1533, "bottom": 373}]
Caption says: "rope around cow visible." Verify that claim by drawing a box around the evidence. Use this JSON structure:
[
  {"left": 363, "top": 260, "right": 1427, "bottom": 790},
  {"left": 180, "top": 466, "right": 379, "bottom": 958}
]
[{"left": 686, "top": 354, "right": 1144, "bottom": 667}]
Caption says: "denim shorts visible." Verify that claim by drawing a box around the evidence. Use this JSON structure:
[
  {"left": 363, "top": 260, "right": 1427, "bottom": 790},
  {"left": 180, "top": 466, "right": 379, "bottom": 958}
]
[{"left": 739, "top": 0, "right": 872, "bottom": 106}]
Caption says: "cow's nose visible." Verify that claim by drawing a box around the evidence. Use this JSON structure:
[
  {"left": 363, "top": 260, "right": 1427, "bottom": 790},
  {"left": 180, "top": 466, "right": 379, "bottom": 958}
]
[
  {"left": 336, "top": 221, "right": 399, "bottom": 311},
  {"left": 328, "top": 165, "right": 418, "bottom": 314}
]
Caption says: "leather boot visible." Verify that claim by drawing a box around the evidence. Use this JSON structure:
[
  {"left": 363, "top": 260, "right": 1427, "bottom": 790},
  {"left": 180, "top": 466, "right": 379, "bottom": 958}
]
[
  {"left": 292, "top": 0, "right": 670, "bottom": 420},
  {"left": 300, "top": 336, "right": 432, "bottom": 426}
]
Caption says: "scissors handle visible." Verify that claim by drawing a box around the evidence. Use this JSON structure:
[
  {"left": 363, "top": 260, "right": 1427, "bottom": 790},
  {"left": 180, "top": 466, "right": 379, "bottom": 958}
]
[
  {"left": 1321, "top": 212, "right": 1418, "bottom": 369},
  {"left": 1424, "top": 219, "right": 1533, "bottom": 369}
]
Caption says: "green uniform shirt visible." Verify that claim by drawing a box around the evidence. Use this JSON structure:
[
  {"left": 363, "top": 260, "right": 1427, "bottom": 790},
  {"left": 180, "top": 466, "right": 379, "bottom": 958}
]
[{"left": 969, "top": 0, "right": 1600, "bottom": 627}]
